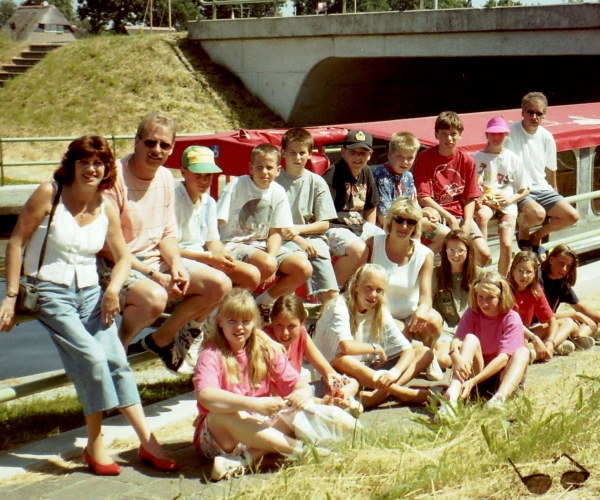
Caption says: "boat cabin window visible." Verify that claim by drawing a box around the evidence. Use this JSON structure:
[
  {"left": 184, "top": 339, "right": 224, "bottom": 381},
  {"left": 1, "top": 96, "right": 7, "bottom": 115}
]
[{"left": 557, "top": 150, "right": 577, "bottom": 199}]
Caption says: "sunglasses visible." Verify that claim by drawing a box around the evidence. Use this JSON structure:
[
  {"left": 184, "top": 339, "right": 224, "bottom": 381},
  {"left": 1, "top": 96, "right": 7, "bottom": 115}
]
[
  {"left": 143, "top": 139, "right": 173, "bottom": 151},
  {"left": 525, "top": 110, "right": 545, "bottom": 118},
  {"left": 393, "top": 216, "right": 418, "bottom": 227},
  {"left": 509, "top": 454, "right": 590, "bottom": 494}
]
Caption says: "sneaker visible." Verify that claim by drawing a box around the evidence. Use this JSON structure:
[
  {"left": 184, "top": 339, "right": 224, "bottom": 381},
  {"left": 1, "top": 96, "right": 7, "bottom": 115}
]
[
  {"left": 177, "top": 334, "right": 204, "bottom": 374},
  {"left": 175, "top": 323, "right": 203, "bottom": 358},
  {"left": 572, "top": 336, "right": 595, "bottom": 351},
  {"left": 554, "top": 340, "right": 575, "bottom": 356},
  {"left": 485, "top": 395, "right": 505, "bottom": 412},
  {"left": 425, "top": 357, "right": 444, "bottom": 382},
  {"left": 527, "top": 345, "right": 537, "bottom": 364},
  {"left": 257, "top": 304, "right": 271, "bottom": 325},
  {"left": 141, "top": 334, "right": 184, "bottom": 372},
  {"left": 211, "top": 454, "right": 248, "bottom": 481},
  {"left": 127, "top": 339, "right": 146, "bottom": 355}
]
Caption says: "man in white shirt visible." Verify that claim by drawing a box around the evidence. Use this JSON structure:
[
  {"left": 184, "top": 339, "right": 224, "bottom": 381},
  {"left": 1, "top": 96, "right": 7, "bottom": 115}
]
[{"left": 506, "top": 92, "right": 579, "bottom": 256}]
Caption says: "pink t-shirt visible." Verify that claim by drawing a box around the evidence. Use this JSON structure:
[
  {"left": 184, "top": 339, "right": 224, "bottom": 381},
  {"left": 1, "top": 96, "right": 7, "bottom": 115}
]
[
  {"left": 413, "top": 147, "right": 482, "bottom": 218},
  {"left": 104, "top": 155, "right": 178, "bottom": 270},
  {"left": 263, "top": 324, "right": 308, "bottom": 373},
  {"left": 513, "top": 287, "right": 554, "bottom": 328},
  {"left": 192, "top": 343, "right": 300, "bottom": 452},
  {"left": 455, "top": 308, "right": 524, "bottom": 362}
]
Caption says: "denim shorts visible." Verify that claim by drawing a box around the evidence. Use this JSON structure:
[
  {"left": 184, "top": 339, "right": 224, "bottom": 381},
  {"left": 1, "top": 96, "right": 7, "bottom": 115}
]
[
  {"left": 283, "top": 239, "right": 338, "bottom": 295},
  {"left": 35, "top": 279, "right": 140, "bottom": 415},
  {"left": 517, "top": 189, "right": 564, "bottom": 212},
  {"left": 224, "top": 242, "right": 297, "bottom": 266}
]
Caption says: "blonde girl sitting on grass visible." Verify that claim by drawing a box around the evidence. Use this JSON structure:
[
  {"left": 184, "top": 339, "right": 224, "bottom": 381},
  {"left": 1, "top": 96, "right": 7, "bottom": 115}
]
[
  {"left": 313, "top": 264, "right": 434, "bottom": 409},
  {"left": 440, "top": 271, "right": 529, "bottom": 416},
  {"left": 193, "top": 288, "right": 315, "bottom": 481}
]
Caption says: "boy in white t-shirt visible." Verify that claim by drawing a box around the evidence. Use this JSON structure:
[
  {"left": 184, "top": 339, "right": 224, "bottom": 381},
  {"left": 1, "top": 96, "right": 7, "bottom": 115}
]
[
  {"left": 216, "top": 143, "right": 313, "bottom": 315},
  {"left": 174, "top": 146, "right": 261, "bottom": 291},
  {"left": 474, "top": 117, "right": 530, "bottom": 275},
  {"left": 275, "top": 127, "right": 339, "bottom": 303}
]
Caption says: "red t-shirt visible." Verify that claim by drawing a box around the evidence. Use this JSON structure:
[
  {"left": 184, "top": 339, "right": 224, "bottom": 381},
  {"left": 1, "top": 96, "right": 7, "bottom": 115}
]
[
  {"left": 413, "top": 146, "right": 482, "bottom": 218},
  {"left": 513, "top": 287, "right": 554, "bottom": 327},
  {"left": 264, "top": 324, "right": 308, "bottom": 373}
]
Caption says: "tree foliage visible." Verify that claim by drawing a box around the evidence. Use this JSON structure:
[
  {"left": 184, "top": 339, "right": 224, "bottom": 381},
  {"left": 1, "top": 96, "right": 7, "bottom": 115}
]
[
  {"left": 197, "top": 0, "right": 286, "bottom": 20},
  {"left": 77, "top": 0, "right": 202, "bottom": 34},
  {"left": 294, "top": 0, "right": 468, "bottom": 15},
  {"left": 22, "top": 0, "right": 76, "bottom": 21},
  {"left": 0, "top": 0, "right": 17, "bottom": 28},
  {"left": 483, "top": 0, "right": 522, "bottom": 6}
]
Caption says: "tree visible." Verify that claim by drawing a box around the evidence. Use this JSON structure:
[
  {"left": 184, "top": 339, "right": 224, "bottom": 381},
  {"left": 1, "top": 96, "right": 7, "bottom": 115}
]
[
  {"left": 77, "top": 0, "right": 203, "bottom": 34},
  {"left": 0, "top": 0, "right": 17, "bottom": 28},
  {"left": 22, "top": 0, "right": 76, "bottom": 21},
  {"left": 198, "top": 1, "right": 286, "bottom": 20},
  {"left": 294, "top": 0, "right": 468, "bottom": 16}
]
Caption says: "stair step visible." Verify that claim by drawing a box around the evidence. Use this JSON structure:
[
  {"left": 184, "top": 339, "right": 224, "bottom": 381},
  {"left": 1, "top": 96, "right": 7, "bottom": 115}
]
[
  {"left": 28, "top": 44, "right": 60, "bottom": 52},
  {"left": 1, "top": 65, "right": 29, "bottom": 74},
  {"left": 12, "top": 57, "right": 39, "bottom": 67},
  {"left": 20, "top": 51, "right": 48, "bottom": 60},
  {"left": 0, "top": 72, "right": 16, "bottom": 80}
]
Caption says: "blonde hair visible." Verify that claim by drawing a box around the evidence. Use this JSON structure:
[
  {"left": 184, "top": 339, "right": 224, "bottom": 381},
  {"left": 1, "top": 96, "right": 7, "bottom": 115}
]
[
  {"left": 204, "top": 289, "right": 282, "bottom": 388},
  {"left": 469, "top": 271, "right": 515, "bottom": 315},
  {"left": 384, "top": 196, "right": 423, "bottom": 239},
  {"left": 345, "top": 264, "right": 388, "bottom": 343},
  {"left": 389, "top": 131, "right": 420, "bottom": 154}
]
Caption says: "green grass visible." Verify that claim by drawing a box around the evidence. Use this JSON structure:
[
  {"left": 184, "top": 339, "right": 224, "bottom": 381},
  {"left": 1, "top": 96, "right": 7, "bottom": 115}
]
[{"left": 0, "top": 372, "right": 193, "bottom": 452}]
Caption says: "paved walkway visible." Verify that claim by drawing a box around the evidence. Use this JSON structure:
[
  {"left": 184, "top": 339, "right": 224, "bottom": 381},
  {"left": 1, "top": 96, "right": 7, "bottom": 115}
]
[{"left": 1, "top": 261, "right": 599, "bottom": 499}]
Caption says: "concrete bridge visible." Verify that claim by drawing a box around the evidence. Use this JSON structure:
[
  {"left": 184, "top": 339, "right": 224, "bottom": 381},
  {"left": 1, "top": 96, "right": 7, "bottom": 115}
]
[{"left": 189, "top": 3, "right": 600, "bottom": 125}]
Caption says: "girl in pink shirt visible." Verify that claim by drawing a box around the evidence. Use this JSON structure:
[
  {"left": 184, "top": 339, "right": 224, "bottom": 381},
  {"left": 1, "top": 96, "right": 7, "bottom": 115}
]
[
  {"left": 508, "top": 251, "right": 558, "bottom": 362},
  {"left": 193, "top": 289, "right": 313, "bottom": 481},
  {"left": 265, "top": 294, "right": 360, "bottom": 411},
  {"left": 441, "top": 271, "right": 529, "bottom": 414}
]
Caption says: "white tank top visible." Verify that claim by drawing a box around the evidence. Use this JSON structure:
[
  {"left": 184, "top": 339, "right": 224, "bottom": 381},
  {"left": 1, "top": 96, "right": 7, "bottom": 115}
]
[
  {"left": 24, "top": 198, "right": 108, "bottom": 287},
  {"left": 371, "top": 233, "right": 431, "bottom": 320}
]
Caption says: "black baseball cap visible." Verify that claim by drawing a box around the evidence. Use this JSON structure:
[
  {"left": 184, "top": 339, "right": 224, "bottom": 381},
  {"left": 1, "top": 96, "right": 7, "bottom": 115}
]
[{"left": 343, "top": 130, "right": 373, "bottom": 151}]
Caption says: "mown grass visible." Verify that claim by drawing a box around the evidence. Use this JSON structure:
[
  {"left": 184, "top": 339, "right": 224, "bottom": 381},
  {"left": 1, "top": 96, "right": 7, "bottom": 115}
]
[
  {"left": 0, "top": 32, "right": 283, "bottom": 182},
  {"left": 0, "top": 371, "right": 193, "bottom": 452}
]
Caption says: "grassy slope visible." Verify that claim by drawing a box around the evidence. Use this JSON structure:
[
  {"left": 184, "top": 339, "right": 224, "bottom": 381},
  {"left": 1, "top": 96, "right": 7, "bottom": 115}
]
[{"left": 0, "top": 33, "right": 283, "bottom": 180}]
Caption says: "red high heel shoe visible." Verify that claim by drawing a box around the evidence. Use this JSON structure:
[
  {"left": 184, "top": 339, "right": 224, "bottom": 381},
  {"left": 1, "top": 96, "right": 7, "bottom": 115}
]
[
  {"left": 138, "top": 446, "right": 179, "bottom": 472},
  {"left": 83, "top": 448, "right": 121, "bottom": 476}
]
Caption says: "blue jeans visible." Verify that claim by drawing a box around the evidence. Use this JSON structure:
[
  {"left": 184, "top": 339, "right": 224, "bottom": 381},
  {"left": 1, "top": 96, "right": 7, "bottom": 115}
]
[{"left": 35, "top": 279, "right": 140, "bottom": 415}]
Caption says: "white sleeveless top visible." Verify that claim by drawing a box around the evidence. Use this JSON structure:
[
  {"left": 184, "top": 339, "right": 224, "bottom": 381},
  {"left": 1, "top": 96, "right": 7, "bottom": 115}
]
[
  {"left": 24, "top": 198, "right": 108, "bottom": 288},
  {"left": 371, "top": 233, "right": 432, "bottom": 320}
]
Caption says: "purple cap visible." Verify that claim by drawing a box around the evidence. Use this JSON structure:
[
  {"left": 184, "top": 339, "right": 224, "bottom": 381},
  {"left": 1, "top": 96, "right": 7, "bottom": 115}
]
[{"left": 485, "top": 116, "right": 510, "bottom": 133}]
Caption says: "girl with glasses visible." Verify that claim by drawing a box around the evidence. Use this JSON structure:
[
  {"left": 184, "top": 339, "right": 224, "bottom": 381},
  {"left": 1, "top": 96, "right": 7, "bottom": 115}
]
[
  {"left": 431, "top": 230, "right": 482, "bottom": 370},
  {"left": 364, "top": 197, "right": 444, "bottom": 381}
]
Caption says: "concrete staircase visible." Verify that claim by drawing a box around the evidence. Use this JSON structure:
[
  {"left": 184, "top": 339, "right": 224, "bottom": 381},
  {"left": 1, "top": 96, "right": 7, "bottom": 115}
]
[{"left": 0, "top": 44, "right": 60, "bottom": 88}]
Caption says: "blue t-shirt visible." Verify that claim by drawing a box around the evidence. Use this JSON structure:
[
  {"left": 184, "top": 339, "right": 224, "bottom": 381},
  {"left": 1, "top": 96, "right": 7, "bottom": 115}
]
[
  {"left": 539, "top": 270, "right": 579, "bottom": 313},
  {"left": 371, "top": 163, "right": 416, "bottom": 216}
]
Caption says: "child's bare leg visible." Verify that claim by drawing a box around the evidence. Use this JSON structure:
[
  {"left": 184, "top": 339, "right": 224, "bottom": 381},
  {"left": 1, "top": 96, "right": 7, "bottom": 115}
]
[
  {"left": 446, "top": 334, "right": 483, "bottom": 401},
  {"left": 411, "top": 309, "right": 443, "bottom": 350},
  {"left": 495, "top": 347, "right": 529, "bottom": 401},
  {"left": 472, "top": 235, "right": 491, "bottom": 267},
  {"left": 497, "top": 224, "right": 515, "bottom": 277},
  {"left": 226, "top": 261, "right": 262, "bottom": 292},
  {"left": 476, "top": 205, "right": 494, "bottom": 242},
  {"left": 435, "top": 340, "right": 452, "bottom": 370},
  {"left": 264, "top": 253, "right": 312, "bottom": 300},
  {"left": 334, "top": 239, "right": 368, "bottom": 287},
  {"left": 207, "top": 411, "right": 299, "bottom": 460},
  {"left": 248, "top": 250, "right": 278, "bottom": 284}
]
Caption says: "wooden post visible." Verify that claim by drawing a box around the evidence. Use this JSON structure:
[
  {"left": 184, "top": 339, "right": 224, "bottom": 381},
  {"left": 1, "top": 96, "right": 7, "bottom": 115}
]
[{"left": 342, "top": 0, "right": 346, "bottom": 14}]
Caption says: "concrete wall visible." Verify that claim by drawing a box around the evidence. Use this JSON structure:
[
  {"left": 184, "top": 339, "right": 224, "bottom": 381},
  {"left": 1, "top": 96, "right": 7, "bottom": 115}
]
[{"left": 189, "top": 4, "right": 600, "bottom": 124}]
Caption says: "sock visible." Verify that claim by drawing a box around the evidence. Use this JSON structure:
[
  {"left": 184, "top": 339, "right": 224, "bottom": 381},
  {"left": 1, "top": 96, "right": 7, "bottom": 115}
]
[
  {"left": 255, "top": 291, "right": 276, "bottom": 307},
  {"left": 445, "top": 382, "right": 460, "bottom": 404}
]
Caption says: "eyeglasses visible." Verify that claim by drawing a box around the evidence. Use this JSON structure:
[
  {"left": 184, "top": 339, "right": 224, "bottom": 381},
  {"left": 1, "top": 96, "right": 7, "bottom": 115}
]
[
  {"left": 143, "top": 139, "right": 173, "bottom": 151},
  {"left": 509, "top": 454, "right": 590, "bottom": 494},
  {"left": 446, "top": 248, "right": 466, "bottom": 257},
  {"left": 393, "top": 216, "right": 418, "bottom": 227},
  {"left": 525, "top": 110, "right": 545, "bottom": 118}
]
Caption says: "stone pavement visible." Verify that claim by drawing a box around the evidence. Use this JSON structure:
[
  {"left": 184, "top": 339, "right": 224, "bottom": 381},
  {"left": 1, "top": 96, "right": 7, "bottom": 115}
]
[{"left": 1, "top": 261, "right": 599, "bottom": 499}]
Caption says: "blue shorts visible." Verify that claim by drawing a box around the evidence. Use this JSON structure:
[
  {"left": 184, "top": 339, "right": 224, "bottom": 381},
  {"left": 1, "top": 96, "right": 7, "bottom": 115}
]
[{"left": 517, "top": 189, "right": 564, "bottom": 212}]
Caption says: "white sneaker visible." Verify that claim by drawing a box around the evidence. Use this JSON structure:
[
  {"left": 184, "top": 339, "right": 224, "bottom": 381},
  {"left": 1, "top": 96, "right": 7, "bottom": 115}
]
[
  {"left": 177, "top": 334, "right": 204, "bottom": 374},
  {"left": 555, "top": 340, "right": 575, "bottom": 356},
  {"left": 211, "top": 454, "right": 247, "bottom": 481},
  {"left": 485, "top": 395, "right": 505, "bottom": 411},
  {"left": 425, "top": 357, "right": 444, "bottom": 381}
]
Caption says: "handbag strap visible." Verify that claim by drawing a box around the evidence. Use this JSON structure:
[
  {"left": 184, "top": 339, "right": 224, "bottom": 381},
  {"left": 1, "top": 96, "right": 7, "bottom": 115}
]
[{"left": 33, "top": 183, "right": 63, "bottom": 282}]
